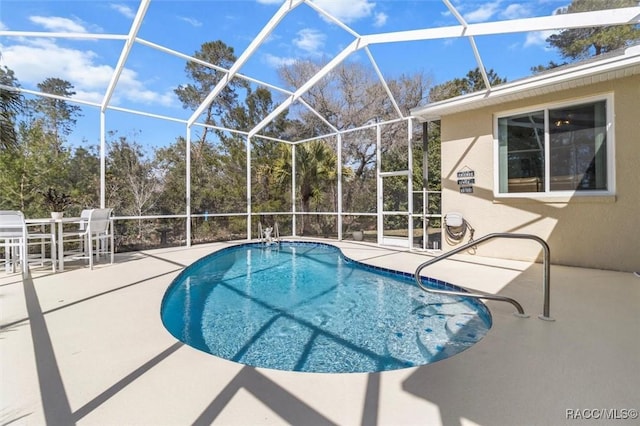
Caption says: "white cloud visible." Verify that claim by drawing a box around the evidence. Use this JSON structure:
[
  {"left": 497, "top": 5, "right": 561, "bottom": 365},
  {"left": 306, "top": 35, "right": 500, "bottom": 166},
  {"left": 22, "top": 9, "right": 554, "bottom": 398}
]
[
  {"left": 500, "top": 3, "right": 532, "bottom": 20},
  {"left": 463, "top": 0, "right": 502, "bottom": 23},
  {"left": 293, "top": 28, "right": 326, "bottom": 54},
  {"left": 373, "top": 12, "right": 388, "bottom": 28},
  {"left": 0, "top": 39, "right": 176, "bottom": 107},
  {"left": 263, "top": 53, "right": 296, "bottom": 68},
  {"left": 29, "top": 16, "right": 87, "bottom": 32},
  {"left": 178, "top": 16, "right": 203, "bottom": 27},
  {"left": 524, "top": 30, "right": 557, "bottom": 49},
  {"left": 1, "top": 39, "right": 104, "bottom": 85},
  {"left": 118, "top": 67, "right": 176, "bottom": 106},
  {"left": 460, "top": 1, "right": 534, "bottom": 23},
  {"left": 311, "top": 0, "right": 375, "bottom": 23},
  {"left": 0, "top": 21, "right": 8, "bottom": 31},
  {"left": 110, "top": 3, "right": 136, "bottom": 19},
  {"left": 258, "top": 0, "right": 379, "bottom": 26}
]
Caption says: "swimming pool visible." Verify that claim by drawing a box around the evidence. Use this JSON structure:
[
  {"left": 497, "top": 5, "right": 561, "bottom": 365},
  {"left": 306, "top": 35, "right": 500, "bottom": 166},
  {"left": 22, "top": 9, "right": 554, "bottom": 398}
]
[{"left": 161, "top": 242, "right": 491, "bottom": 373}]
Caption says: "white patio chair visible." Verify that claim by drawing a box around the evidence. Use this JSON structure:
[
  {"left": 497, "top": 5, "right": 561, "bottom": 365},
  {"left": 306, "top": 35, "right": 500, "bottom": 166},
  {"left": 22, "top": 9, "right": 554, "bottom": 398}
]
[
  {"left": 25, "top": 220, "right": 57, "bottom": 273},
  {"left": 60, "top": 209, "right": 92, "bottom": 258},
  {"left": 0, "top": 210, "right": 56, "bottom": 275},
  {"left": 0, "top": 210, "right": 28, "bottom": 276},
  {"left": 62, "top": 208, "right": 114, "bottom": 269}
]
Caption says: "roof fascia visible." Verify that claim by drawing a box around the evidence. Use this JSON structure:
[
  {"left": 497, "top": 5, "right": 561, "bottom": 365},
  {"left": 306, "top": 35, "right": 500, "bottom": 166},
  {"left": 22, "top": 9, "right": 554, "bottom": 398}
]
[{"left": 410, "top": 49, "right": 640, "bottom": 121}]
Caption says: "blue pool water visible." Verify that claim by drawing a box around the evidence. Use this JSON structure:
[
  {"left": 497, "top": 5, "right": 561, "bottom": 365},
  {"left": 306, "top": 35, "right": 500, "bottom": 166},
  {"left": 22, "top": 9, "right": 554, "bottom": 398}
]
[{"left": 161, "top": 242, "right": 491, "bottom": 373}]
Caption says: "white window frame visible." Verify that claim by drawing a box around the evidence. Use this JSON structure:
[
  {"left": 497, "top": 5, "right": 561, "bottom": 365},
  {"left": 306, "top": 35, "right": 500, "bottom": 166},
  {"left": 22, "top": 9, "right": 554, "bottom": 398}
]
[{"left": 493, "top": 93, "right": 615, "bottom": 199}]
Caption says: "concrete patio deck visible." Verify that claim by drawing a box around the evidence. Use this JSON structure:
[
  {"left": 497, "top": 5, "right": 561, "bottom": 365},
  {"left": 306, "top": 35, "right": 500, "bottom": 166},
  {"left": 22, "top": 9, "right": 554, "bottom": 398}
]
[{"left": 2, "top": 239, "right": 639, "bottom": 425}]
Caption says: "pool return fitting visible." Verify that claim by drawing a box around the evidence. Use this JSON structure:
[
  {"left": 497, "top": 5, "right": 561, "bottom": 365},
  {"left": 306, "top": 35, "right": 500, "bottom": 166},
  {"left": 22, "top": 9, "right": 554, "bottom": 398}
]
[{"left": 414, "top": 233, "right": 554, "bottom": 321}]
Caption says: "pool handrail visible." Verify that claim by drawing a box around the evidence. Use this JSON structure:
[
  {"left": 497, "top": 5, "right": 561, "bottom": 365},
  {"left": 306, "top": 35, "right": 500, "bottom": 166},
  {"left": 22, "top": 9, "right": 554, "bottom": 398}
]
[{"left": 414, "top": 232, "right": 553, "bottom": 321}]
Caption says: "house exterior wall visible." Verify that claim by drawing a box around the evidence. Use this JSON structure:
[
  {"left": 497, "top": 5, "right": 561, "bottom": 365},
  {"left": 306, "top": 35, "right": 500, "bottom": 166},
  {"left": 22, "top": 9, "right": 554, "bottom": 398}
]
[{"left": 439, "top": 74, "right": 640, "bottom": 272}]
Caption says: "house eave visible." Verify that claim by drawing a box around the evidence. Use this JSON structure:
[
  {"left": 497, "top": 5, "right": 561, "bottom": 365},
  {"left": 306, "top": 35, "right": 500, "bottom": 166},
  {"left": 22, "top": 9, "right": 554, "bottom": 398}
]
[{"left": 411, "top": 45, "right": 640, "bottom": 122}]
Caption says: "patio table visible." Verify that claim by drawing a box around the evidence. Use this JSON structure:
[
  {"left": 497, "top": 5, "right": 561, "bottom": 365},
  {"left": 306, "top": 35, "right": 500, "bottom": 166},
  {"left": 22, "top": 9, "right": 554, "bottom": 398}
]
[{"left": 26, "top": 216, "right": 85, "bottom": 272}]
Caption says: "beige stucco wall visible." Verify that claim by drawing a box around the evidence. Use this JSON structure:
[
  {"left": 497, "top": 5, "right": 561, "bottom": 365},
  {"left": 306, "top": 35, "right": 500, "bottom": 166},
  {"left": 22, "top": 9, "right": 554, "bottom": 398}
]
[{"left": 440, "top": 74, "right": 640, "bottom": 272}]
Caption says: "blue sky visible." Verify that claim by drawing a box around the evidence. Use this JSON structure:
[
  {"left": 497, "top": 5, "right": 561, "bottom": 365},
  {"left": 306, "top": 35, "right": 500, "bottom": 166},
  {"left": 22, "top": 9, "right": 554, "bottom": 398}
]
[{"left": 0, "top": 0, "right": 571, "bottom": 149}]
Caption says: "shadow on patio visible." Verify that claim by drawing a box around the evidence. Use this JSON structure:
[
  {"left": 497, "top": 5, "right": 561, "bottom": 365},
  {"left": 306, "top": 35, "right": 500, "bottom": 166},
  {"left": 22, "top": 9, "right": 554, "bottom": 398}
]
[{"left": 2, "top": 241, "right": 638, "bottom": 425}]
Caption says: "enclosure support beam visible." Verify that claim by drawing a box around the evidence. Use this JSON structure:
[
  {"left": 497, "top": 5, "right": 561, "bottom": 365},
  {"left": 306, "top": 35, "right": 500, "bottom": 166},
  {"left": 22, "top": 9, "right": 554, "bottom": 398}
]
[
  {"left": 376, "top": 123, "right": 382, "bottom": 245},
  {"left": 422, "top": 121, "right": 429, "bottom": 250},
  {"left": 337, "top": 133, "right": 343, "bottom": 241},
  {"left": 443, "top": 0, "right": 491, "bottom": 91},
  {"left": 292, "top": 145, "right": 297, "bottom": 236},
  {"left": 101, "top": 0, "right": 150, "bottom": 112},
  {"left": 249, "top": 38, "right": 361, "bottom": 138},
  {"left": 187, "top": 0, "right": 304, "bottom": 127},
  {"left": 186, "top": 126, "right": 192, "bottom": 247},
  {"left": 407, "top": 119, "right": 414, "bottom": 250},
  {"left": 247, "top": 136, "right": 252, "bottom": 240},
  {"left": 100, "top": 112, "right": 106, "bottom": 208},
  {"left": 364, "top": 7, "right": 640, "bottom": 44}
]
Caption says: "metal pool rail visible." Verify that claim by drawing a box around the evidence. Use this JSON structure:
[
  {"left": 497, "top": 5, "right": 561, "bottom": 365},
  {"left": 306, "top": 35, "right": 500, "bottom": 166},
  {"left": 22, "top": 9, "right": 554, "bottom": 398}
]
[{"left": 414, "top": 233, "right": 553, "bottom": 321}]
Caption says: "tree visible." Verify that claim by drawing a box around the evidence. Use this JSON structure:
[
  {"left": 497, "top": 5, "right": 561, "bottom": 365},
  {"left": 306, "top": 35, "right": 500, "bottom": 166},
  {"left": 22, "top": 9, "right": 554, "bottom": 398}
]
[
  {"left": 277, "top": 60, "right": 335, "bottom": 138},
  {"left": 68, "top": 144, "right": 101, "bottom": 208},
  {"left": 531, "top": 61, "right": 567, "bottom": 75},
  {"left": 0, "top": 118, "right": 73, "bottom": 215},
  {"left": 217, "top": 86, "right": 292, "bottom": 213},
  {"left": 277, "top": 61, "right": 433, "bottom": 233},
  {"left": 428, "top": 68, "right": 506, "bottom": 102},
  {"left": 107, "top": 132, "right": 159, "bottom": 214},
  {"left": 30, "top": 77, "right": 83, "bottom": 150},
  {"left": 173, "top": 40, "right": 253, "bottom": 233},
  {"left": 154, "top": 135, "right": 222, "bottom": 216},
  {"left": 175, "top": 40, "right": 249, "bottom": 143},
  {"left": 0, "top": 65, "right": 23, "bottom": 151},
  {"left": 106, "top": 132, "right": 160, "bottom": 238},
  {"left": 272, "top": 140, "right": 341, "bottom": 235},
  {"left": 546, "top": 0, "right": 640, "bottom": 60},
  {"left": 278, "top": 60, "right": 396, "bottom": 135},
  {"left": 154, "top": 137, "right": 188, "bottom": 215},
  {"left": 278, "top": 60, "right": 431, "bottom": 180},
  {"left": 0, "top": 74, "right": 82, "bottom": 215}
]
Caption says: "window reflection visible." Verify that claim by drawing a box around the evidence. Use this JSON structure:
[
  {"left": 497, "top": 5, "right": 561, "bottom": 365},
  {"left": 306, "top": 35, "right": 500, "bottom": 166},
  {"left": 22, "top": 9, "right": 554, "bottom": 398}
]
[{"left": 497, "top": 99, "right": 608, "bottom": 194}]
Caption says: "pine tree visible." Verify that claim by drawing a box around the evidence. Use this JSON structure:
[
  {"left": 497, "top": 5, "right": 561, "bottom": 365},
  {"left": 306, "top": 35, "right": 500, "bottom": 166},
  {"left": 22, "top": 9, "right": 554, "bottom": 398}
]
[{"left": 547, "top": 0, "right": 640, "bottom": 60}]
